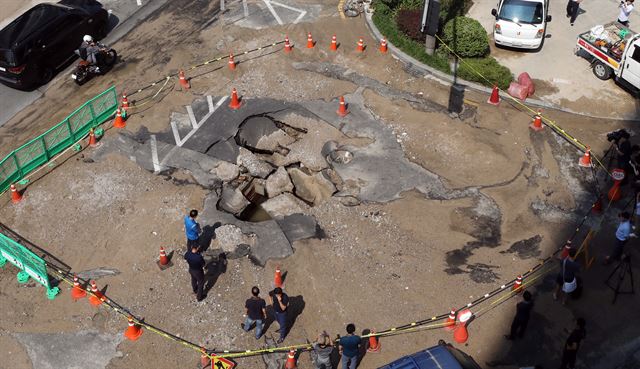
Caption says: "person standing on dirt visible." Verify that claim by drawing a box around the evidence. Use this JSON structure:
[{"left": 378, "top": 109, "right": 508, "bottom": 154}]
[
  {"left": 553, "top": 248, "right": 580, "bottom": 305},
  {"left": 184, "top": 209, "right": 201, "bottom": 250},
  {"left": 566, "top": 0, "right": 583, "bottom": 26},
  {"left": 505, "top": 290, "right": 534, "bottom": 340},
  {"left": 312, "top": 331, "right": 334, "bottom": 369},
  {"left": 559, "top": 318, "right": 586, "bottom": 369},
  {"left": 604, "top": 211, "right": 636, "bottom": 264},
  {"left": 270, "top": 287, "right": 289, "bottom": 343},
  {"left": 339, "top": 324, "right": 361, "bottom": 369},
  {"left": 243, "top": 286, "right": 267, "bottom": 339},
  {"left": 184, "top": 244, "right": 206, "bottom": 302}
]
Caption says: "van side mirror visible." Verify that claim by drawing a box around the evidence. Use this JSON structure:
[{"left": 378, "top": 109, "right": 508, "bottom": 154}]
[
  {"left": 491, "top": 8, "right": 498, "bottom": 18},
  {"left": 546, "top": 15, "right": 552, "bottom": 22}
]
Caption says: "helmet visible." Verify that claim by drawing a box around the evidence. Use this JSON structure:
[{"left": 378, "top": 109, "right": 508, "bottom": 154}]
[{"left": 83, "top": 35, "right": 93, "bottom": 43}]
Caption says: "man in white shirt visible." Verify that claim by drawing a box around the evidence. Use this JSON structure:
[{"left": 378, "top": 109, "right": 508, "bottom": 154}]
[{"left": 619, "top": 0, "right": 635, "bottom": 27}]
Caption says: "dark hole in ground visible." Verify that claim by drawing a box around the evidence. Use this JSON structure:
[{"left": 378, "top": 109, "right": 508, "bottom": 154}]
[{"left": 236, "top": 178, "right": 272, "bottom": 222}]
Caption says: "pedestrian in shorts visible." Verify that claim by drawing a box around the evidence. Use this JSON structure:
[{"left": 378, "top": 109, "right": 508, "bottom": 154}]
[{"left": 553, "top": 248, "right": 580, "bottom": 305}]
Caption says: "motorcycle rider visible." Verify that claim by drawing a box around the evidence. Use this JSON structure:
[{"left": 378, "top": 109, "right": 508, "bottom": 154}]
[{"left": 78, "top": 35, "right": 104, "bottom": 72}]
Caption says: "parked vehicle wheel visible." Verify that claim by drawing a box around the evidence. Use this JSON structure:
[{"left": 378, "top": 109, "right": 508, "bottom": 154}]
[
  {"left": 40, "top": 66, "right": 54, "bottom": 85},
  {"left": 593, "top": 61, "right": 613, "bottom": 80}
]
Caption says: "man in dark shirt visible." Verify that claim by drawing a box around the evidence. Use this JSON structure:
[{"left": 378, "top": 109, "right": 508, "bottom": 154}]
[
  {"left": 184, "top": 245, "right": 205, "bottom": 302},
  {"left": 339, "top": 323, "right": 361, "bottom": 369},
  {"left": 560, "top": 318, "right": 586, "bottom": 369},
  {"left": 553, "top": 248, "right": 580, "bottom": 305},
  {"left": 243, "top": 286, "right": 267, "bottom": 339},
  {"left": 271, "top": 287, "right": 289, "bottom": 343},
  {"left": 505, "top": 290, "right": 534, "bottom": 340}
]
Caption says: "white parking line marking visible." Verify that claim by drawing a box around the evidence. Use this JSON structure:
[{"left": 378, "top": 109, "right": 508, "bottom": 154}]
[
  {"left": 150, "top": 135, "right": 163, "bottom": 173},
  {"left": 269, "top": 1, "right": 307, "bottom": 24},
  {"left": 136, "top": 0, "right": 142, "bottom": 6},
  {"left": 263, "top": 0, "right": 284, "bottom": 25},
  {"left": 171, "top": 96, "right": 228, "bottom": 147}
]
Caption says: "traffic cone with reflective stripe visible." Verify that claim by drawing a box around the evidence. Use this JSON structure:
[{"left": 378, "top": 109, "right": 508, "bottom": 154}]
[
  {"left": 228, "top": 53, "right": 236, "bottom": 70},
  {"left": 444, "top": 309, "right": 456, "bottom": 331},
  {"left": 10, "top": 184, "right": 22, "bottom": 204},
  {"left": 285, "top": 349, "right": 297, "bottom": 369},
  {"left": 284, "top": 35, "right": 292, "bottom": 52},
  {"left": 379, "top": 38, "right": 388, "bottom": 53},
  {"left": 178, "top": 70, "right": 190, "bottom": 90},
  {"left": 229, "top": 88, "right": 242, "bottom": 110},
  {"left": 488, "top": 85, "right": 500, "bottom": 106},
  {"left": 578, "top": 146, "right": 592, "bottom": 168},
  {"left": 330, "top": 35, "right": 338, "bottom": 51},
  {"left": 88, "top": 280, "right": 104, "bottom": 306},
  {"left": 124, "top": 317, "right": 143, "bottom": 341},
  {"left": 530, "top": 110, "right": 543, "bottom": 131},
  {"left": 159, "top": 247, "right": 169, "bottom": 266},
  {"left": 71, "top": 274, "right": 87, "bottom": 301},
  {"left": 113, "top": 108, "right": 126, "bottom": 128},
  {"left": 512, "top": 275, "right": 523, "bottom": 293},
  {"left": 121, "top": 92, "right": 130, "bottom": 111},
  {"left": 367, "top": 330, "right": 381, "bottom": 352},
  {"left": 88, "top": 128, "right": 99, "bottom": 147},
  {"left": 200, "top": 348, "right": 211, "bottom": 367},
  {"left": 356, "top": 38, "right": 365, "bottom": 52},
  {"left": 337, "top": 96, "right": 349, "bottom": 117},
  {"left": 453, "top": 309, "right": 473, "bottom": 344},
  {"left": 274, "top": 266, "right": 283, "bottom": 288},
  {"left": 306, "top": 33, "right": 315, "bottom": 48}
]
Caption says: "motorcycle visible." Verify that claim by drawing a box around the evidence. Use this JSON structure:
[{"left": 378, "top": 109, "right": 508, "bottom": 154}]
[{"left": 71, "top": 43, "right": 117, "bottom": 85}]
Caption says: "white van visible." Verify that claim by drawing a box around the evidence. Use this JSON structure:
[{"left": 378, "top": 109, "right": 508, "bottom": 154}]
[{"left": 491, "top": 0, "right": 552, "bottom": 50}]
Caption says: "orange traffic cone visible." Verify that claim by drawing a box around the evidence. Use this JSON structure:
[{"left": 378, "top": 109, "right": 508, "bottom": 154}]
[
  {"left": 578, "top": 147, "right": 592, "bottom": 168},
  {"left": 453, "top": 309, "right": 473, "bottom": 344},
  {"left": 330, "top": 35, "right": 338, "bottom": 51},
  {"left": 200, "top": 349, "right": 211, "bottom": 367},
  {"left": 88, "top": 280, "right": 104, "bottom": 306},
  {"left": 178, "top": 70, "right": 190, "bottom": 90},
  {"left": 285, "top": 349, "right": 297, "bottom": 369},
  {"left": 379, "top": 38, "right": 388, "bottom": 53},
  {"left": 88, "top": 129, "right": 99, "bottom": 147},
  {"left": 487, "top": 85, "right": 500, "bottom": 106},
  {"left": 124, "top": 317, "right": 143, "bottom": 341},
  {"left": 71, "top": 274, "right": 87, "bottom": 301},
  {"left": 113, "top": 108, "right": 126, "bottom": 128},
  {"left": 367, "top": 330, "right": 381, "bottom": 352},
  {"left": 560, "top": 241, "right": 572, "bottom": 259},
  {"left": 284, "top": 35, "right": 292, "bottom": 52},
  {"left": 337, "top": 96, "right": 349, "bottom": 117},
  {"left": 306, "top": 33, "right": 315, "bottom": 48},
  {"left": 356, "top": 38, "right": 365, "bottom": 52},
  {"left": 229, "top": 88, "right": 242, "bottom": 110},
  {"left": 444, "top": 309, "right": 456, "bottom": 331},
  {"left": 228, "top": 53, "right": 236, "bottom": 71},
  {"left": 121, "top": 92, "right": 130, "bottom": 111},
  {"left": 159, "top": 247, "right": 169, "bottom": 266},
  {"left": 529, "top": 110, "right": 543, "bottom": 131},
  {"left": 10, "top": 184, "right": 22, "bottom": 204},
  {"left": 274, "top": 266, "right": 283, "bottom": 288},
  {"left": 512, "top": 275, "right": 523, "bottom": 293},
  {"left": 608, "top": 181, "right": 622, "bottom": 202}
]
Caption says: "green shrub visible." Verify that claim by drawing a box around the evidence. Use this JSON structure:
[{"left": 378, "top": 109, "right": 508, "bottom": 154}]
[
  {"left": 441, "top": 16, "right": 489, "bottom": 58},
  {"left": 457, "top": 56, "right": 513, "bottom": 90},
  {"left": 398, "top": 0, "right": 424, "bottom": 10}
]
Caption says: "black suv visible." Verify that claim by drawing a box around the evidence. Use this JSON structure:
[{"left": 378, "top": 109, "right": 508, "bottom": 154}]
[{"left": 0, "top": 0, "right": 109, "bottom": 90}]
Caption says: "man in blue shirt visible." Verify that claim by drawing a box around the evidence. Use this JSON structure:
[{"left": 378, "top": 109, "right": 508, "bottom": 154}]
[
  {"left": 339, "top": 324, "right": 361, "bottom": 369},
  {"left": 184, "top": 209, "right": 201, "bottom": 250},
  {"left": 605, "top": 211, "right": 636, "bottom": 264},
  {"left": 184, "top": 244, "right": 206, "bottom": 302}
]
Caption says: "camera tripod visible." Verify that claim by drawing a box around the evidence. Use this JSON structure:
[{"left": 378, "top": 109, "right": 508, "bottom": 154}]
[{"left": 605, "top": 254, "right": 634, "bottom": 304}]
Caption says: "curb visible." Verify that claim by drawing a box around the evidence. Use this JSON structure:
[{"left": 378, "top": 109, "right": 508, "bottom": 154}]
[{"left": 362, "top": 6, "right": 639, "bottom": 122}]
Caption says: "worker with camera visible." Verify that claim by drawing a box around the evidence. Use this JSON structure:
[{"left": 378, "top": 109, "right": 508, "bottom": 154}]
[{"left": 618, "top": 0, "right": 635, "bottom": 27}]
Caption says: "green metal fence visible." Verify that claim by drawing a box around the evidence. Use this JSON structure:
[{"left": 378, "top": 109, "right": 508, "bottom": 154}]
[
  {"left": 0, "top": 86, "right": 118, "bottom": 192},
  {"left": 0, "top": 232, "right": 59, "bottom": 299}
]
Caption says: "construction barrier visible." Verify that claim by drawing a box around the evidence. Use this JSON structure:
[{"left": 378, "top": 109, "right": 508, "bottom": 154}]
[{"left": 0, "top": 86, "right": 118, "bottom": 193}]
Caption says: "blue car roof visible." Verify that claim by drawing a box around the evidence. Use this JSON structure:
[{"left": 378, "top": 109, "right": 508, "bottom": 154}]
[{"left": 378, "top": 345, "right": 463, "bottom": 369}]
